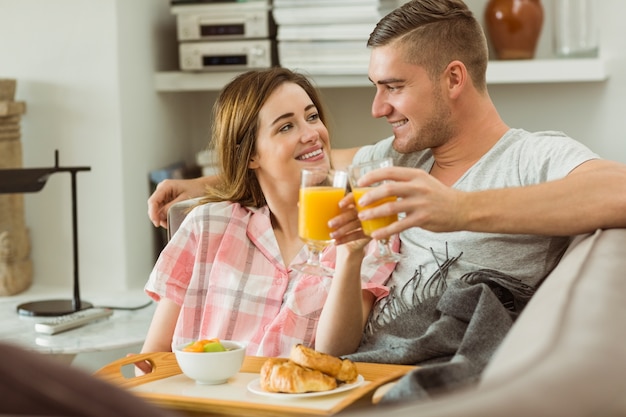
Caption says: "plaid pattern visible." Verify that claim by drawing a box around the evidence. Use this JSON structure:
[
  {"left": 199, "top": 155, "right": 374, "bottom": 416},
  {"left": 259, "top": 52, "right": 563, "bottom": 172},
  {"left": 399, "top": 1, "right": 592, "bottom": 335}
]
[{"left": 145, "top": 201, "right": 393, "bottom": 357}]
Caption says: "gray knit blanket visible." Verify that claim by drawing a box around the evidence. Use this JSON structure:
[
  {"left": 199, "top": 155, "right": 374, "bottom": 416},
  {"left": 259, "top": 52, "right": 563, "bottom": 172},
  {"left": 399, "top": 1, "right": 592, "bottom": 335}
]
[{"left": 345, "top": 269, "right": 534, "bottom": 405}]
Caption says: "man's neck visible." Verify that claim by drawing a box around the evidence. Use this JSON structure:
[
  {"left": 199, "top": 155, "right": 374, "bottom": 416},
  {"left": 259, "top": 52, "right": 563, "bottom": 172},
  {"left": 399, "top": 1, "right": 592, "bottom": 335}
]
[{"left": 430, "top": 118, "right": 509, "bottom": 186}]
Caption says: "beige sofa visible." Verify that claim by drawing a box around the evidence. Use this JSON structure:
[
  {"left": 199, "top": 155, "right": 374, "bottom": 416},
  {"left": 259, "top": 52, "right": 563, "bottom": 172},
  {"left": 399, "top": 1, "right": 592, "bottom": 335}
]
[
  {"left": 353, "top": 228, "right": 626, "bottom": 416},
  {"left": 168, "top": 200, "right": 626, "bottom": 416}
]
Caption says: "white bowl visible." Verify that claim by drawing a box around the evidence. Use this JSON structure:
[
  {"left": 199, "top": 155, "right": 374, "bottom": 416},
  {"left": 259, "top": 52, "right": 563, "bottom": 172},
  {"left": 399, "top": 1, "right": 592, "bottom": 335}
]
[{"left": 173, "top": 340, "right": 247, "bottom": 385}]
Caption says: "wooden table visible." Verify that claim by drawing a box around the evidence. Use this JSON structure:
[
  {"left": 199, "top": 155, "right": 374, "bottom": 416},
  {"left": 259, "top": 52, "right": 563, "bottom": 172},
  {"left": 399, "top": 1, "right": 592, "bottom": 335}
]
[{"left": 95, "top": 352, "right": 417, "bottom": 416}]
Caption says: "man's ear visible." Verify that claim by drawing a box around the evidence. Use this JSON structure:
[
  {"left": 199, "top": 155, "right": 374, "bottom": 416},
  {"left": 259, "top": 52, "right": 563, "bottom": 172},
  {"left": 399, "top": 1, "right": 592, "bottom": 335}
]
[{"left": 445, "top": 60, "right": 467, "bottom": 99}]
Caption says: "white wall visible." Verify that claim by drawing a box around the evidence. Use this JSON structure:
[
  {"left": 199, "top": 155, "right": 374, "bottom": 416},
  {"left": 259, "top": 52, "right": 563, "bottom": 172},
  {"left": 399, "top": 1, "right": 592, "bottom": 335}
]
[
  {"left": 1, "top": 0, "right": 625, "bottom": 301},
  {"left": 0, "top": 0, "right": 191, "bottom": 295},
  {"left": 1, "top": 0, "right": 125, "bottom": 293}
]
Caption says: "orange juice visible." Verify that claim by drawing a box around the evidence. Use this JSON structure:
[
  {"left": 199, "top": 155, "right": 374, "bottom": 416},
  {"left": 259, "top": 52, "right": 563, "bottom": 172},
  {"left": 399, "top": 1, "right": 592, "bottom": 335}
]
[
  {"left": 352, "top": 187, "right": 398, "bottom": 236},
  {"left": 298, "top": 186, "right": 345, "bottom": 242}
]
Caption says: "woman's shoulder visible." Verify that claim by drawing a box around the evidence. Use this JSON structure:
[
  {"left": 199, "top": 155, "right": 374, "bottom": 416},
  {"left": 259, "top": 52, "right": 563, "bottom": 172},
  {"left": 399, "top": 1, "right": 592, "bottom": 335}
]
[
  {"left": 188, "top": 200, "right": 264, "bottom": 222},
  {"left": 177, "top": 201, "right": 269, "bottom": 244},
  {"left": 189, "top": 200, "right": 248, "bottom": 217}
]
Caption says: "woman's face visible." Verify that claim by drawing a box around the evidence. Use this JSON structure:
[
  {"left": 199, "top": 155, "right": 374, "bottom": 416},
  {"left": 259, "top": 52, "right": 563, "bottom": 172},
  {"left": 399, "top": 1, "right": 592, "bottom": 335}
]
[{"left": 249, "top": 82, "right": 331, "bottom": 195}]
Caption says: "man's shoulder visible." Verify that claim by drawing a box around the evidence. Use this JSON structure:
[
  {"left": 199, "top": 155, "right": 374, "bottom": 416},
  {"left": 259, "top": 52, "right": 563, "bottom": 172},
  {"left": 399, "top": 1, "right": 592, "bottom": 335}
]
[
  {"left": 504, "top": 128, "right": 571, "bottom": 142},
  {"left": 496, "top": 128, "right": 585, "bottom": 154}
]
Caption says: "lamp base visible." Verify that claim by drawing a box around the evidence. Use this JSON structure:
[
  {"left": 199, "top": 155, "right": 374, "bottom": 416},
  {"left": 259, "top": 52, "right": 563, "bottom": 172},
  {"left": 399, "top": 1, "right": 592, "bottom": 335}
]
[{"left": 17, "top": 299, "right": 93, "bottom": 317}]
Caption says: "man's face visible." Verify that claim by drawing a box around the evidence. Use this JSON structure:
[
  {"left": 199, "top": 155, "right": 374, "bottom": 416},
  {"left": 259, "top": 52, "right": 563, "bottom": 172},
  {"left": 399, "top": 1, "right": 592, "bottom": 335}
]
[{"left": 368, "top": 44, "right": 454, "bottom": 154}]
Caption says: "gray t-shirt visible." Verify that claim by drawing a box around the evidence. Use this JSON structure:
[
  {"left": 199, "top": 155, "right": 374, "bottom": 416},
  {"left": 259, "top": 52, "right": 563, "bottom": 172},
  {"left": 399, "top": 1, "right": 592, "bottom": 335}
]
[{"left": 353, "top": 128, "right": 598, "bottom": 329}]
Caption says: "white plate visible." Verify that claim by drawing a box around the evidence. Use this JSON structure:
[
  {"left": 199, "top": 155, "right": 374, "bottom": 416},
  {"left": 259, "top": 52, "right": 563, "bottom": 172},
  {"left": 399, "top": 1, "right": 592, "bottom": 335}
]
[{"left": 247, "top": 374, "right": 365, "bottom": 399}]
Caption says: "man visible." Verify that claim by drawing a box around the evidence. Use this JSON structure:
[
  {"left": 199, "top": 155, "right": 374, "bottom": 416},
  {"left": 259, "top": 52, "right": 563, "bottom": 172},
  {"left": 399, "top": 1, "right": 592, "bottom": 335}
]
[
  {"left": 147, "top": 0, "right": 626, "bottom": 400},
  {"left": 323, "top": 0, "right": 626, "bottom": 347}
]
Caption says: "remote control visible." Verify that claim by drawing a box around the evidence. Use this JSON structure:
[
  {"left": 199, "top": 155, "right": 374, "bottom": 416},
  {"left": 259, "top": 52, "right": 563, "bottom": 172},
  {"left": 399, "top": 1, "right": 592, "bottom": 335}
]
[{"left": 34, "top": 308, "right": 113, "bottom": 335}]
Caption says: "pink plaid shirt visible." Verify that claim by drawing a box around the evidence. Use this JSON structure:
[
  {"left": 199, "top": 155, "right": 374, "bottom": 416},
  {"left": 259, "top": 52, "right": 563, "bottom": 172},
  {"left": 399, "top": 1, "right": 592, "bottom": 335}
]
[{"left": 145, "top": 201, "right": 394, "bottom": 357}]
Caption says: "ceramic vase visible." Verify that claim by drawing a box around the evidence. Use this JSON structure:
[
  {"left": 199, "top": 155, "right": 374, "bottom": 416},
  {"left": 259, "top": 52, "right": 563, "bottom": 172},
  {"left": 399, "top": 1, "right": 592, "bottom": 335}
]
[{"left": 484, "top": 0, "right": 544, "bottom": 60}]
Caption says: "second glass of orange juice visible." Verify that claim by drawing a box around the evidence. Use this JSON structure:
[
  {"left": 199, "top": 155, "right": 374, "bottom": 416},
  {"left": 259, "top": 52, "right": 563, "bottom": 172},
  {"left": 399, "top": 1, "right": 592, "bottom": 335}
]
[
  {"left": 348, "top": 157, "right": 404, "bottom": 264},
  {"left": 351, "top": 190, "right": 398, "bottom": 236},
  {"left": 293, "top": 168, "right": 347, "bottom": 276}
]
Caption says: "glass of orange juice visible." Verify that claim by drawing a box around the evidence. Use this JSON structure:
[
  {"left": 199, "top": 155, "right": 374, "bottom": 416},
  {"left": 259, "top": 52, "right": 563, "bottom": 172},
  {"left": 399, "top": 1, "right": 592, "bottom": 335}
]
[
  {"left": 348, "top": 157, "right": 404, "bottom": 264},
  {"left": 293, "top": 168, "right": 347, "bottom": 276}
]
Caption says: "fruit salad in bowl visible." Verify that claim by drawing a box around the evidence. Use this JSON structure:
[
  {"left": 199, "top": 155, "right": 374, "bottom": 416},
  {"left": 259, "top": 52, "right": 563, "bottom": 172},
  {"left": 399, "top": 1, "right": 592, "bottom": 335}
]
[{"left": 174, "top": 339, "right": 247, "bottom": 384}]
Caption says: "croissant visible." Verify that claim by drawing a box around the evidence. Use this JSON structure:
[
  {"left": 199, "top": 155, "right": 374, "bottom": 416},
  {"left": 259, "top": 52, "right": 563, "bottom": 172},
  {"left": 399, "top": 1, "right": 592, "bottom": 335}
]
[
  {"left": 259, "top": 358, "right": 337, "bottom": 393},
  {"left": 290, "top": 344, "right": 358, "bottom": 383}
]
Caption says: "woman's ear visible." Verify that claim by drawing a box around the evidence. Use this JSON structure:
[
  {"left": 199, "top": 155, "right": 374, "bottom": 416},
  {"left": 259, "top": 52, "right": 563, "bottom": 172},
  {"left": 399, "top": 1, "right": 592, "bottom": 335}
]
[{"left": 248, "top": 155, "right": 259, "bottom": 169}]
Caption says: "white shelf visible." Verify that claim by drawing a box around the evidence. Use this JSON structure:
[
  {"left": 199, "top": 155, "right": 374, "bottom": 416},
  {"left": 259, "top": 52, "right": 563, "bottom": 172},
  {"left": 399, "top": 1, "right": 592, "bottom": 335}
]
[
  {"left": 154, "top": 57, "right": 608, "bottom": 92},
  {"left": 486, "top": 58, "right": 608, "bottom": 84}
]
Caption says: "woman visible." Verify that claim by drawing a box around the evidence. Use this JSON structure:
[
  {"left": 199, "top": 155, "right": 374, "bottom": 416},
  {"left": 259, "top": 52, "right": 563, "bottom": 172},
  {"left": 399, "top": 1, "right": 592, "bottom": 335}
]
[{"left": 140, "top": 68, "right": 396, "bottom": 362}]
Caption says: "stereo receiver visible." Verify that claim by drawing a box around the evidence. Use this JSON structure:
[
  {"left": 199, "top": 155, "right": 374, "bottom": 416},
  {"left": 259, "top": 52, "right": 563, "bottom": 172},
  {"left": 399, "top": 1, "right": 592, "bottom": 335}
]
[
  {"left": 171, "top": 1, "right": 273, "bottom": 41},
  {"left": 179, "top": 39, "right": 276, "bottom": 71},
  {"left": 175, "top": 9, "right": 275, "bottom": 41}
]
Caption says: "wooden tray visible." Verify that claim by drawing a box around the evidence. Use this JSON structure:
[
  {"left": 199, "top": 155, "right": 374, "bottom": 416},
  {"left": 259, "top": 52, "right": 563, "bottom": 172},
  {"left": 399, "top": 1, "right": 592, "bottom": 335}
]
[{"left": 94, "top": 352, "right": 416, "bottom": 417}]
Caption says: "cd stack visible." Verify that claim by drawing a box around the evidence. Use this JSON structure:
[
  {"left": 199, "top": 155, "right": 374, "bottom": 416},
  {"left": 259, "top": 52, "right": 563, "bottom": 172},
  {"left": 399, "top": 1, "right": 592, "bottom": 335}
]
[
  {"left": 171, "top": 0, "right": 277, "bottom": 72},
  {"left": 273, "top": 0, "right": 400, "bottom": 75}
]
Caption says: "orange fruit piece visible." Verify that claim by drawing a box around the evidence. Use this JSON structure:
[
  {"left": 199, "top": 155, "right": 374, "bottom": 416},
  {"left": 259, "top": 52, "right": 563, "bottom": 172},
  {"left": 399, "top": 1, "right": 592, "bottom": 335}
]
[{"left": 182, "top": 338, "right": 221, "bottom": 352}]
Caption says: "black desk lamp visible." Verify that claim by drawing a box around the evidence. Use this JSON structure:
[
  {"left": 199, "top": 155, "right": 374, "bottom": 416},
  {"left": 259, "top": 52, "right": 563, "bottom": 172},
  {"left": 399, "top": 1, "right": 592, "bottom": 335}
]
[{"left": 0, "top": 150, "right": 92, "bottom": 316}]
